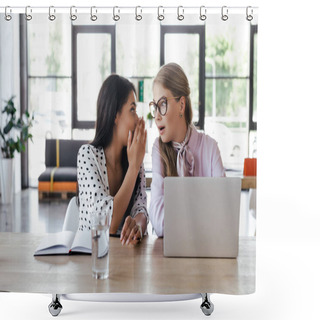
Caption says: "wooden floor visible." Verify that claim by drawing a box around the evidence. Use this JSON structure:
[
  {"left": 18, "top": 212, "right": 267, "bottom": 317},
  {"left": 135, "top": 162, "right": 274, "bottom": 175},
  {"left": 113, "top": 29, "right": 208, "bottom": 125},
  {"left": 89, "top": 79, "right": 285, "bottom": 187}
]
[
  {"left": 0, "top": 188, "right": 153, "bottom": 234},
  {"left": 0, "top": 188, "right": 68, "bottom": 233},
  {"left": 0, "top": 188, "right": 256, "bottom": 236}
]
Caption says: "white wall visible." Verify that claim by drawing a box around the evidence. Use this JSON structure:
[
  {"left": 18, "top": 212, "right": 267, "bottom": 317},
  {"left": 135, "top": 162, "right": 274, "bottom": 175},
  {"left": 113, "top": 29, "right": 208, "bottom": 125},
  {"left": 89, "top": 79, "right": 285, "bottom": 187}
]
[{"left": 0, "top": 16, "right": 21, "bottom": 194}]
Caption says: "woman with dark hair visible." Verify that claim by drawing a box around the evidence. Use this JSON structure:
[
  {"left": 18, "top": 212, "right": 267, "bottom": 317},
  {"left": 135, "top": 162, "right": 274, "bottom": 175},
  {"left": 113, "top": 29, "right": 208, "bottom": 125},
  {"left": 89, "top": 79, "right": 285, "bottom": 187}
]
[{"left": 77, "top": 74, "right": 148, "bottom": 246}]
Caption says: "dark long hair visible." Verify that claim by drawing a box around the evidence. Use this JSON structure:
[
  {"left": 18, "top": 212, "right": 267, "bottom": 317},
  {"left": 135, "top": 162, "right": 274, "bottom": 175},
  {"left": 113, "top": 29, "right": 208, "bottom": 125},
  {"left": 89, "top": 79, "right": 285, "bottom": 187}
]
[
  {"left": 91, "top": 74, "right": 136, "bottom": 148},
  {"left": 91, "top": 74, "right": 140, "bottom": 229}
]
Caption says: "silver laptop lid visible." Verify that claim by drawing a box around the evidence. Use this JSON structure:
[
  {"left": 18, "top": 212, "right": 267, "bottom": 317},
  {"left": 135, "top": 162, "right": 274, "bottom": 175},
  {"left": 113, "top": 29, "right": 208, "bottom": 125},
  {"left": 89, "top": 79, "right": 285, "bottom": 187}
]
[{"left": 164, "top": 177, "right": 241, "bottom": 258}]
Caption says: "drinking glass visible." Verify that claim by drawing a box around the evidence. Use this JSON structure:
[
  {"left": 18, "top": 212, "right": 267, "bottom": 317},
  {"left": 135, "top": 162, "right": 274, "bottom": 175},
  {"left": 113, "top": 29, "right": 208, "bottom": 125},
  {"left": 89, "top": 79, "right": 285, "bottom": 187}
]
[{"left": 91, "top": 212, "right": 111, "bottom": 279}]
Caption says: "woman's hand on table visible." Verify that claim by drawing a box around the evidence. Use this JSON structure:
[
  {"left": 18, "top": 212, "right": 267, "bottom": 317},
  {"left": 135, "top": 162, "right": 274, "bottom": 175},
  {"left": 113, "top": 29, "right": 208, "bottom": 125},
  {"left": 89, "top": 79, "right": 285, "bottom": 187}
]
[{"left": 120, "top": 216, "right": 143, "bottom": 246}]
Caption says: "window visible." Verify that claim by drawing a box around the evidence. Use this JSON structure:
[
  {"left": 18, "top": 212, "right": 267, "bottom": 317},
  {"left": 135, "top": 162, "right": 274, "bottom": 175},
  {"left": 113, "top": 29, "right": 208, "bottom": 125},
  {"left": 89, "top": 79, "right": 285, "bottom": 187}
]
[
  {"left": 27, "top": 14, "right": 72, "bottom": 187},
  {"left": 25, "top": 14, "right": 257, "bottom": 185},
  {"left": 72, "top": 25, "right": 115, "bottom": 129},
  {"left": 205, "top": 16, "right": 252, "bottom": 169},
  {"left": 161, "top": 25, "right": 205, "bottom": 129},
  {"left": 116, "top": 15, "right": 161, "bottom": 171}
]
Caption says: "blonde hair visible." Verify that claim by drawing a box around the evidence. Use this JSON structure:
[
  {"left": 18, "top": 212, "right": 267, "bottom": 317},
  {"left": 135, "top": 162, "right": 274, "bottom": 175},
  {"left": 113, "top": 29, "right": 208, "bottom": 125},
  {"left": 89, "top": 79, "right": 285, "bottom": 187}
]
[{"left": 153, "top": 63, "right": 193, "bottom": 176}]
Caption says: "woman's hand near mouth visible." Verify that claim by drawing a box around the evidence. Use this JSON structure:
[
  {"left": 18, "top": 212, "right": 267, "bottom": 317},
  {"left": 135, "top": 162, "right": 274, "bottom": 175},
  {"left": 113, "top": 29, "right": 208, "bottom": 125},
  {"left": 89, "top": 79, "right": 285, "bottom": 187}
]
[{"left": 127, "top": 118, "right": 147, "bottom": 172}]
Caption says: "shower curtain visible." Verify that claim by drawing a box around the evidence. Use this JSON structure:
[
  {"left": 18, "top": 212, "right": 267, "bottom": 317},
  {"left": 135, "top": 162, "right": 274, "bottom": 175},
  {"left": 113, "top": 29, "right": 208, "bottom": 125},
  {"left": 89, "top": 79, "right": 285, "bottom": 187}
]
[{"left": 0, "top": 4, "right": 257, "bottom": 303}]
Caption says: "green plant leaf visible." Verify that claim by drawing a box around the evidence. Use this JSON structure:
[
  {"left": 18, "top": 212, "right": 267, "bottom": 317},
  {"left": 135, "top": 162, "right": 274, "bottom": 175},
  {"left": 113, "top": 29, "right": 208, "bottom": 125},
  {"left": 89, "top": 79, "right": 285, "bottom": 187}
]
[
  {"left": 3, "top": 104, "right": 16, "bottom": 116},
  {"left": 1, "top": 96, "right": 34, "bottom": 158},
  {"left": 3, "top": 121, "right": 14, "bottom": 134}
]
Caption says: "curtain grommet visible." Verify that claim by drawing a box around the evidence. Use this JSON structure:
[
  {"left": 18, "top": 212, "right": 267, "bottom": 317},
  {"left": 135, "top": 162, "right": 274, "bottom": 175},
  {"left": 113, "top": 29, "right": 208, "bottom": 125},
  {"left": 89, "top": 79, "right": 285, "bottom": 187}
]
[
  {"left": 90, "top": 6, "right": 98, "bottom": 21},
  {"left": 177, "top": 6, "right": 184, "bottom": 21},
  {"left": 5, "top": 6, "right": 12, "bottom": 21},
  {"left": 113, "top": 6, "right": 120, "bottom": 21},
  {"left": 70, "top": 6, "right": 77, "bottom": 21},
  {"left": 25, "top": 6, "right": 32, "bottom": 21},
  {"left": 158, "top": 6, "right": 165, "bottom": 21},
  {"left": 49, "top": 6, "right": 56, "bottom": 21},
  {"left": 221, "top": 6, "right": 228, "bottom": 21},
  {"left": 246, "top": 6, "right": 254, "bottom": 21},
  {"left": 200, "top": 6, "right": 207, "bottom": 21},
  {"left": 135, "top": 6, "right": 142, "bottom": 21}
]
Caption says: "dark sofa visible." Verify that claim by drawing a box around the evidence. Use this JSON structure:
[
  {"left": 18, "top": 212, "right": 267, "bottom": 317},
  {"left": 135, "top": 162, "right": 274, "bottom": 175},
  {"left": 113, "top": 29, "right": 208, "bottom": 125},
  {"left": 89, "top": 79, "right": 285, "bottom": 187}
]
[{"left": 38, "top": 139, "right": 87, "bottom": 200}]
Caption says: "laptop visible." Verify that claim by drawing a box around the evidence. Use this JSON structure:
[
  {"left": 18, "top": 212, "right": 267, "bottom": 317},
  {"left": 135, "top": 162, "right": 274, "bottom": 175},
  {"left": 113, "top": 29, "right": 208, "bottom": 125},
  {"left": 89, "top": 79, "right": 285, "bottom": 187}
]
[{"left": 164, "top": 177, "right": 241, "bottom": 258}]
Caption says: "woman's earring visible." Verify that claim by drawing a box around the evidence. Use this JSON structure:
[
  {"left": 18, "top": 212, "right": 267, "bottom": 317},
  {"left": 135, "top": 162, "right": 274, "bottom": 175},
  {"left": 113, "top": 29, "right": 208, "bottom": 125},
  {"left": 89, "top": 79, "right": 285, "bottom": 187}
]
[{"left": 179, "top": 113, "right": 183, "bottom": 118}]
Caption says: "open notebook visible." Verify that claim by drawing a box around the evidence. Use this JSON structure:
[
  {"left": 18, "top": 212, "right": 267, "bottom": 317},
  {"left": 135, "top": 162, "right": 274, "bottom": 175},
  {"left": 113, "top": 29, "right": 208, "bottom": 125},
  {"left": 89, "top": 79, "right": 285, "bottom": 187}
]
[
  {"left": 34, "top": 197, "right": 91, "bottom": 255},
  {"left": 34, "top": 229, "right": 91, "bottom": 255}
]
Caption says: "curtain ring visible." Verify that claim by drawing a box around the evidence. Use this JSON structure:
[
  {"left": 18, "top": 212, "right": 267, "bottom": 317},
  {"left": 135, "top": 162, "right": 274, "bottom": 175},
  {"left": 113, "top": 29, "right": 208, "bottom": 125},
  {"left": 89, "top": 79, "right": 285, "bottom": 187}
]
[
  {"left": 113, "top": 6, "right": 120, "bottom": 21},
  {"left": 200, "top": 6, "right": 207, "bottom": 21},
  {"left": 25, "top": 6, "right": 32, "bottom": 21},
  {"left": 49, "top": 6, "right": 56, "bottom": 21},
  {"left": 4, "top": 6, "right": 12, "bottom": 21},
  {"left": 135, "top": 6, "right": 142, "bottom": 21},
  {"left": 246, "top": 6, "right": 253, "bottom": 21},
  {"left": 221, "top": 6, "right": 228, "bottom": 21},
  {"left": 70, "top": 6, "right": 77, "bottom": 21},
  {"left": 90, "top": 6, "right": 98, "bottom": 21},
  {"left": 157, "top": 6, "right": 165, "bottom": 21},
  {"left": 177, "top": 6, "right": 184, "bottom": 21}
]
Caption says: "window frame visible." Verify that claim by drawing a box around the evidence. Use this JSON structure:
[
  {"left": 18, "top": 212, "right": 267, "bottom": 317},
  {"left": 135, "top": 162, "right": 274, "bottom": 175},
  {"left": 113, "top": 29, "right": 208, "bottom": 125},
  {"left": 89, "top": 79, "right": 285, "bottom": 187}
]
[
  {"left": 20, "top": 16, "right": 28, "bottom": 188},
  {"left": 71, "top": 25, "right": 116, "bottom": 129},
  {"left": 23, "top": 20, "right": 258, "bottom": 186},
  {"left": 249, "top": 24, "right": 258, "bottom": 131},
  {"left": 160, "top": 25, "right": 206, "bottom": 129}
]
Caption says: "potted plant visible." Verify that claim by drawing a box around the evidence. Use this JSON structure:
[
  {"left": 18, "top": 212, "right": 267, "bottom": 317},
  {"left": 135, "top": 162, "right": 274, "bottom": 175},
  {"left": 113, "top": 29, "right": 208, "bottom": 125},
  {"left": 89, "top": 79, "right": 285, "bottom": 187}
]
[
  {"left": 147, "top": 111, "right": 153, "bottom": 128},
  {"left": 0, "top": 96, "right": 34, "bottom": 204}
]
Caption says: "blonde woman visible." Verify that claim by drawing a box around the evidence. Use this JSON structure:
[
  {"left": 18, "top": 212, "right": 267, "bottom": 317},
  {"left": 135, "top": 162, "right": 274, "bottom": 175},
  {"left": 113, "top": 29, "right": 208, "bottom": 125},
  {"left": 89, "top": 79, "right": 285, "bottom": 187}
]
[{"left": 149, "top": 63, "right": 225, "bottom": 237}]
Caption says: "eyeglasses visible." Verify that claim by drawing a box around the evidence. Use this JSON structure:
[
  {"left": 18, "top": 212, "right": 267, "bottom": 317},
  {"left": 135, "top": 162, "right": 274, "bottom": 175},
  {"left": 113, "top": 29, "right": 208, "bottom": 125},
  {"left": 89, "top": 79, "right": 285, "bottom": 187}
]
[{"left": 149, "top": 96, "right": 181, "bottom": 118}]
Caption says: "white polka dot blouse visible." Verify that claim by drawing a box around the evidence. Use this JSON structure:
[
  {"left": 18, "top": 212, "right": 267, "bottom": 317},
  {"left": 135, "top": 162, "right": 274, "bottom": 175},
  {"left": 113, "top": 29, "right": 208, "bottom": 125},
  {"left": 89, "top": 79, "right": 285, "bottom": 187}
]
[{"left": 77, "top": 144, "right": 148, "bottom": 234}]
